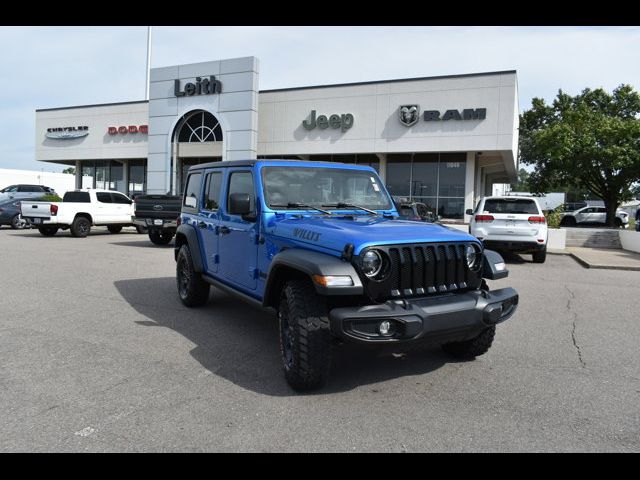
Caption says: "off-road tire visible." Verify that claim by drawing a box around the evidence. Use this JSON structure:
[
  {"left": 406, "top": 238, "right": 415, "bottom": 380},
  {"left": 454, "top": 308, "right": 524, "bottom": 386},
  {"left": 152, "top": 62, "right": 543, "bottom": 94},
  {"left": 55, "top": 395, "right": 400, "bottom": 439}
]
[
  {"left": 278, "top": 279, "right": 332, "bottom": 391},
  {"left": 441, "top": 326, "right": 496, "bottom": 360},
  {"left": 561, "top": 216, "right": 576, "bottom": 227},
  {"left": 532, "top": 248, "right": 547, "bottom": 263},
  {"left": 176, "top": 245, "right": 210, "bottom": 307},
  {"left": 149, "top": 230, "right": 174, "bottom": 245},
  {"left": 38, "top": 226, "right": 58, "bottom": 236},
  {"left": 70, "top": 216, "right": 91, "bottom": 238},
  {"left": 441, "top": 278, "right": 494, "bottom": 359},
  {"left": 615, "top": 218, "right": 623, "bottom": 228},
  {"left": 107, "top": 225, "right": 123, "bottom": 234}
]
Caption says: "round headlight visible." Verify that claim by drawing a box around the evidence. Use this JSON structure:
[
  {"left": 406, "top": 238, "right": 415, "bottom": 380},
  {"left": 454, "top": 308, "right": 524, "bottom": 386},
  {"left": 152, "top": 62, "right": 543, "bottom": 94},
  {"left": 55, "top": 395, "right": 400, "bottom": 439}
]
[
  {"left": 465, "top": 244, "right": 480, "bottom": 270},
  {"left": 362, "top": 250, "right": 383, "bottom": 278}
]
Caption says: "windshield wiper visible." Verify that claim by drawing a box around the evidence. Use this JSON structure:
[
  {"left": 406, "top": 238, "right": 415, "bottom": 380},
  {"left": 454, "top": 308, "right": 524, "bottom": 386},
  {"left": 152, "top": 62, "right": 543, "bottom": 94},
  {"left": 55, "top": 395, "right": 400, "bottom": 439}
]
[
  {"left": 322, "top": 202, "right": 379, "bottom": 215},
  {"left": 270, "top": 203, "right": 333, "bottom": 215}
]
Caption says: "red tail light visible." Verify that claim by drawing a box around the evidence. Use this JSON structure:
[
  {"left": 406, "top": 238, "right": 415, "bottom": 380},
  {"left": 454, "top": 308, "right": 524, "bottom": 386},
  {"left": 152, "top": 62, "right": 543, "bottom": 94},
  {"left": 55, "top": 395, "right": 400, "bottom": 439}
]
[
  {"left": 176, "top": 216, "right": 181, "bottom": 227},
  {"left": 528, "top": 216, "right": 546, "bottom": 224},
  {"left": 475, "top": 214, "right": 494, "bottom": 222},
  {"left": 50, "top": 204, "right": 58, "bottom": 216}
]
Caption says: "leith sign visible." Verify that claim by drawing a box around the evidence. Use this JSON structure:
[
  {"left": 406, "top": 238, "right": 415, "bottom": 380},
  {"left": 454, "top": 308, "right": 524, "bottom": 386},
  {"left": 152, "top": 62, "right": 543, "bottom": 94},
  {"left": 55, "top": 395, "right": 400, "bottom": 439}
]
[{"left": 174, "top": 76, "right": 222, "bottom": 97}]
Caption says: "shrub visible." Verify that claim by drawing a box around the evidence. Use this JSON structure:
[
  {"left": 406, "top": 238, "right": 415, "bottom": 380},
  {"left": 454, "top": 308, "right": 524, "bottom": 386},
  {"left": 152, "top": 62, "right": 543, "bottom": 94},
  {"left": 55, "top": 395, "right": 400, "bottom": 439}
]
[
  {"left": 544, "top": 208, "right": 562, "bottom": 229},
  {"left": 38, "top": 194, "right": 62, "bottom": 202}
]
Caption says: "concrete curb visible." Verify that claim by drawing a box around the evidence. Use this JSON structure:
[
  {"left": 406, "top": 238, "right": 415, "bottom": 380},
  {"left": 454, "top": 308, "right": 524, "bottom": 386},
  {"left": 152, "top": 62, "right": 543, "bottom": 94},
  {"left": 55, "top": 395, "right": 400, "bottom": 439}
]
[
  {"left": 547, "top": 248, "right": 640, "bottom": 270},
  {"left": 567, "top": 253, "right": 640, "bottom": 271}
]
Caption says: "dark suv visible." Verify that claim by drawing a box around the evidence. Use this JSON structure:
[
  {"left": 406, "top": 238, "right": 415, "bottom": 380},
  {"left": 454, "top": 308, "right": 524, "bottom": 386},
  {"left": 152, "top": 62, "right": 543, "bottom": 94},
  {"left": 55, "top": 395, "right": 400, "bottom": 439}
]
[{"left": 174, "top": 160, "right": 519, "bottom": 391}]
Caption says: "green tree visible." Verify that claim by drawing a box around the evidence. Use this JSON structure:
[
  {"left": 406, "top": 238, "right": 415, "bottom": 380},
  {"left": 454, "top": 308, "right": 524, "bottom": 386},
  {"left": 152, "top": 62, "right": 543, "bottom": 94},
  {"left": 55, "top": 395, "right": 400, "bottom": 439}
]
[
  {"left": 62, "top": 167, "right": 76, "bottom": 175},
  {"left": 519, "top": 84, "right": 640, "bottom": 226},
  {"left": 510, "top": 168, "right": 531, "bottom": 191}
]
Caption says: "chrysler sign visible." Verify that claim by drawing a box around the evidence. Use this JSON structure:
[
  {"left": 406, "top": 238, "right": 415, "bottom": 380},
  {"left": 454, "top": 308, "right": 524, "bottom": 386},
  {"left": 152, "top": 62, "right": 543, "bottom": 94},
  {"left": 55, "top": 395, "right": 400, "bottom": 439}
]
[{"left": 46, "top": 126, "right": 89, "bottom": 139}]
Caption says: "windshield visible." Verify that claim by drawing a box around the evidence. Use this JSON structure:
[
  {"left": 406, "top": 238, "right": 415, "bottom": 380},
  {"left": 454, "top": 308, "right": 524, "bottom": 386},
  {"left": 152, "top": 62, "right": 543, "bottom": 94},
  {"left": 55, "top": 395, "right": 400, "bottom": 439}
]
[{"left": 262, "top": 166, "right": 392, "bottom": 211}]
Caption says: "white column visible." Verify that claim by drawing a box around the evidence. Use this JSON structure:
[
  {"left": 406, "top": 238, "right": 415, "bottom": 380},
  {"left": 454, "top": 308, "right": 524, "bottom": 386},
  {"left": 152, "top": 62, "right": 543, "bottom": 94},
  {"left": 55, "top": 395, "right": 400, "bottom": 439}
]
[{"left": 464, "top": 152, "right": 476, "bottom": 223}]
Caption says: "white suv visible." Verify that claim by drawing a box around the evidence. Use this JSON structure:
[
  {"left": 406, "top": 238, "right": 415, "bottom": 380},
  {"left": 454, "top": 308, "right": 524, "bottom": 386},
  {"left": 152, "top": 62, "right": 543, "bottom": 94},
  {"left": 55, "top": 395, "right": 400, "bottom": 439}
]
[{"left": 467, "top": 196, "right": 548, "bottom": 263}]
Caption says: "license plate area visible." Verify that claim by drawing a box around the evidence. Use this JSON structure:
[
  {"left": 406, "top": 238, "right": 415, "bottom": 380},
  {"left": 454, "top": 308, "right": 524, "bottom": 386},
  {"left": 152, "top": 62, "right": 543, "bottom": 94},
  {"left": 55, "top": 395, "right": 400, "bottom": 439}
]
[{"left": 153, "top": 219, "right": 163, "bottom": 226}]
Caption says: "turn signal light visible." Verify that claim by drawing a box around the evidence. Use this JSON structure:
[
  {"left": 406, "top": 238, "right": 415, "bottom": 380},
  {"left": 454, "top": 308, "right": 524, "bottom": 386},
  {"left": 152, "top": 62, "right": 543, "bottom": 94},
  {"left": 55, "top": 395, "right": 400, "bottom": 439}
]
[
  {"left": 50, "top": 204, "right": 58, "bottom": 216},
  {"left": 528, "top": 216, "right": 546, "bottom": 224},
  {"left": 475, "top": 214, "right": 494, "bottom": 222}
]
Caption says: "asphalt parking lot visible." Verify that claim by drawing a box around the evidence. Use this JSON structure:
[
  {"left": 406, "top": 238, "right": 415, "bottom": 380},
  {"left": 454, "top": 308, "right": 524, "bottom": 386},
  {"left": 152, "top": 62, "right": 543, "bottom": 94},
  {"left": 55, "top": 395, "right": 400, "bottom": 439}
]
[{"left": 1, "top": 226, "right": 639, "bottom": 452}]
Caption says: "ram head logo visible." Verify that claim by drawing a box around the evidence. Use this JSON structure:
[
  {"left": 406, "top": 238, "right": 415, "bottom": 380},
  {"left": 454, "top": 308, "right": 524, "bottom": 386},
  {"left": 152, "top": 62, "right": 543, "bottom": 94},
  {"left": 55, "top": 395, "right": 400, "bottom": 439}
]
[{"left": 399, "top": 105, "right": 420, "bottom": 127}]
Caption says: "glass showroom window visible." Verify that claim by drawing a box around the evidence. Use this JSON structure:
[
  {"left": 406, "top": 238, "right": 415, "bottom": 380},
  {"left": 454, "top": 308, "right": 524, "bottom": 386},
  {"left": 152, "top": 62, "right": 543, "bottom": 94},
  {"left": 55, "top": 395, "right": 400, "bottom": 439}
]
[
  {"left": 386, "top": 152, "right": 466, "bottom": 219},
  {"left": 109, "top": 161, "right": 125, "bottom": 193},
  {"left": 80, "top": 163, "right": 95, "bottom": 189},
  {"left": 129, "top": 159, "right": 145, "bottom": 194},
  {"left": 386, "top": 154, "right": 412, "bottom": 198}
]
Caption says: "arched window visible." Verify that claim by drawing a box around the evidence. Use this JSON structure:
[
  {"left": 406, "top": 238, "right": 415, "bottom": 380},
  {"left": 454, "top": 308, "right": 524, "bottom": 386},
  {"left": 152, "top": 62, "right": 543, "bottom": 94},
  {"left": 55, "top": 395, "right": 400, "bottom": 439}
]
[{"left": 176, "top": 111, "right": 223, "bottom": 143}]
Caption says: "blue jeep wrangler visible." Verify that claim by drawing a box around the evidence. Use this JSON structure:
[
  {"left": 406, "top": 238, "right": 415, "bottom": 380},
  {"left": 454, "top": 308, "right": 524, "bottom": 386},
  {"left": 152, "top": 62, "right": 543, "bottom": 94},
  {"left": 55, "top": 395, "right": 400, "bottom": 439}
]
[{"left": 174, "top": 160, "right": 518, "bottom": 391}]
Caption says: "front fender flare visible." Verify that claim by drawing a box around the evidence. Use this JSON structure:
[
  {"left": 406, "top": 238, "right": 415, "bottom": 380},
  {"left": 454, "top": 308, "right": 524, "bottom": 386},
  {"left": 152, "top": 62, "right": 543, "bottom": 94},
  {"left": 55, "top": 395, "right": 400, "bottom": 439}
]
[{"left": 264, "top": 249, "right": 364, "bottom": 307}]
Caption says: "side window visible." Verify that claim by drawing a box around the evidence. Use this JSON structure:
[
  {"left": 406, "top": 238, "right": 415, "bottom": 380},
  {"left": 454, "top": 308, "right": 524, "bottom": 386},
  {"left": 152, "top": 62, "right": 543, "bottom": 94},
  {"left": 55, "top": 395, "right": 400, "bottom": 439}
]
[
  {"left": 97, "top": 192, "right": 112, "bottom": 203},
  {"left": 204, "top": 172, "right": 222, "bottom": 211},
  {"left": 227, "top": 171, "right": 255, "bottom": 213},
  {"left": 183, "top": 172, "right": 203, "bottom": 209},
  {"left": 111, "top": 193, "right": 132, "bottom": 204}
]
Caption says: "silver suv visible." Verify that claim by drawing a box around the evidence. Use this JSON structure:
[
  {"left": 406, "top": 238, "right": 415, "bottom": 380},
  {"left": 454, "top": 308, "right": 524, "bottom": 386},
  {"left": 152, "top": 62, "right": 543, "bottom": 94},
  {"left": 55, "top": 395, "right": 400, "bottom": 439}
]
[{"left": 560, "top": 205, "right": 628, "bottom": 228}]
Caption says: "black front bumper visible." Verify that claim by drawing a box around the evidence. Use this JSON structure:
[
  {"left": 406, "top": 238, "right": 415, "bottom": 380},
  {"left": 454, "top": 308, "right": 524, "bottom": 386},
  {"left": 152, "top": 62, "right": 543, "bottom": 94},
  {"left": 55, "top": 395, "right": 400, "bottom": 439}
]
[
  {"left": 329, "top": 287, "right": 518, "bottom": 345},
  {"left": 482, "top": 240, "right": 545, "bottom": 253}
]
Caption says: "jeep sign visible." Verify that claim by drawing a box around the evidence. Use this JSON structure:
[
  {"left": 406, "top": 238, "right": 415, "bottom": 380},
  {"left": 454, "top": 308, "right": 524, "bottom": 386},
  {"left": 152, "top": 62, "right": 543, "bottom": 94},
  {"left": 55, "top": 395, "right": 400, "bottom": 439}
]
[{"left": 303, "top": 110, "right": 354, "bottom": 132}]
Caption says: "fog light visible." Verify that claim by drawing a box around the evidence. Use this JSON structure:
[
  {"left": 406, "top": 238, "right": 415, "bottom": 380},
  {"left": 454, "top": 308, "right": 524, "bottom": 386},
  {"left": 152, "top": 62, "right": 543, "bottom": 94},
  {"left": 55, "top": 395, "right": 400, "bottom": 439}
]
[{"left": 379, "top": 320, "right": 391, "bottom": 335}]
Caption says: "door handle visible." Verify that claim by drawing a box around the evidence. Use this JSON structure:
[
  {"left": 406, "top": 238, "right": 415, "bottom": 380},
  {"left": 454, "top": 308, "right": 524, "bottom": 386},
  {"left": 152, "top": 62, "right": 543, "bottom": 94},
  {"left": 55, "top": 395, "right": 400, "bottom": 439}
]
[
  {"left": 198, "top": 221, "right": 207, "bottom": 229},
  {"left": 219, "top": 225, "right": 231, "bottom": 235}
]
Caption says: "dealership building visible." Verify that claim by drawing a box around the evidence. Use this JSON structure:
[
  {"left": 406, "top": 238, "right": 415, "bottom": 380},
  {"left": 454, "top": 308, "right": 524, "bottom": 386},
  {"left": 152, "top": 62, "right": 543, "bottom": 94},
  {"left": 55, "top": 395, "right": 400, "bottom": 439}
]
[{"left": 35, "top": 56, "right": 519, "bottom": 220}]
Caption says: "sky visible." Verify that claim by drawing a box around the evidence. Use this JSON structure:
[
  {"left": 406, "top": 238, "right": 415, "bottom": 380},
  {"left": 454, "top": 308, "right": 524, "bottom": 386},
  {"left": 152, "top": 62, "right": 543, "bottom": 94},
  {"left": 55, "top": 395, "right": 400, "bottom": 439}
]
[{"left": 1, "top": 26, "right": 639, "bottom": 173}]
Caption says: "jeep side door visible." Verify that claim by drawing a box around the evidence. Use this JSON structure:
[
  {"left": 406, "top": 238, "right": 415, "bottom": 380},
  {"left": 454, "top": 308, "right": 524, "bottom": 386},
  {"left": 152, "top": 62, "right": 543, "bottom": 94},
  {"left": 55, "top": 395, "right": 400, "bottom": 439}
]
[
  {"left": 198, "top": 170, "right": 223, "bottom": 274},
  {"left": 218, "top": 169, "right": 258, "bottom": 291}
]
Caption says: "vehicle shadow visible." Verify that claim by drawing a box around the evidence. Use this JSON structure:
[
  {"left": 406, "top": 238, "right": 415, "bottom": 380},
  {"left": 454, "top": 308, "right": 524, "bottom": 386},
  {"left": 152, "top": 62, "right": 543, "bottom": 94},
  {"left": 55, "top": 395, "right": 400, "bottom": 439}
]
[
  {"left": 497, "top": 251, "right": 528, "bottom": 264},
  {"left": 110, "top": 241, "right": 174, "bottom": 248},
  {"left": 114, "top": 277, "right": 451, "bottom": 396}
]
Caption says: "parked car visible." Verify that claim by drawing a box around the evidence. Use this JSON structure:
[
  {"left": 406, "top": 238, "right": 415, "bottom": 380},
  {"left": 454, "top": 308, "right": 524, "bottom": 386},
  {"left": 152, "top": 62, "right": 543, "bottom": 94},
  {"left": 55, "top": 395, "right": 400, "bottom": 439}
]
[
  {"left": 20, "top": 189, "right": 136, "bottom": 237},
  {"left": 557, "top": 201, "right": 588, "bottom": 213},
  {"left": 559, "top": 205, "right": 628, "bottom": 228},
  {"left": 393, "top": 198, "right": 437, "bottom": 223},
  {"left": 174, "top": 160, "right": 518, "bottom": 391},
  {"left": 0, "top": 199, "right": 30, "bottom": 229},
  {"left": 0, "top": 184, "right": 57, "bottom": 202},
  {"left": 132, "top": 194, "right": 181, "bottom": 244},
  {"left": 467, "top": 196, "right": 548, "bottom": 263}
]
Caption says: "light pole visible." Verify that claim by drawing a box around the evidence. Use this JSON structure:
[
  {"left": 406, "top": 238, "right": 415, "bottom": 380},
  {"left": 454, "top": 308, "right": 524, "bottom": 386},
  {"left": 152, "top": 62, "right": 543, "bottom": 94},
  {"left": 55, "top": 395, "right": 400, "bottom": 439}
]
[{"left": 145, "top": 26, "right": 152, "bottom": 100}]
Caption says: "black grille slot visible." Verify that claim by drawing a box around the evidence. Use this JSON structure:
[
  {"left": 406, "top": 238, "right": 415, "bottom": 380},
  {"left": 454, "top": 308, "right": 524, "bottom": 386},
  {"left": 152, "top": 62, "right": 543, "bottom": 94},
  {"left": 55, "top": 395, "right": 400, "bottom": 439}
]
[{"left": 361, "top": 242, "right": 480, "bottom": 301}]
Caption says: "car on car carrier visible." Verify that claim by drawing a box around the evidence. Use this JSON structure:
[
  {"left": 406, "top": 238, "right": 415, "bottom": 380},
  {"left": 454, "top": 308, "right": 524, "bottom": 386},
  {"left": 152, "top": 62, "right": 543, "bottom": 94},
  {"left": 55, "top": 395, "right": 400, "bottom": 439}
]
[{"left": 174, "top": 160, "right": 519, "bottom": 391}]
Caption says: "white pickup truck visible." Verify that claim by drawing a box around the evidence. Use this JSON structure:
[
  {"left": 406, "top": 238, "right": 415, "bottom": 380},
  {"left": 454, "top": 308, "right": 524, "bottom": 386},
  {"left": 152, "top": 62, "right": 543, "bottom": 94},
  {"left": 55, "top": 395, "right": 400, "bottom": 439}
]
[{"left": 20, "top": 189, "right": 136, "bottom": 237}]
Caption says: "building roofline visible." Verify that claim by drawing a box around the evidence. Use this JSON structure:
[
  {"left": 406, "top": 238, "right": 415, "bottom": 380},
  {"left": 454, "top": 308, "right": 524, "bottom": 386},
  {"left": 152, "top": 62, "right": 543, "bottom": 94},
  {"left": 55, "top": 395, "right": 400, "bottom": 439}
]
[
  {"left": 259, "top": 70, "right": 517, "bottom": 93},
  {"left": 35, "top": 70, "right": 517, "bottom": 113},
  {"left": 36, "top": 100, "right": 149, "bottom": 113}
]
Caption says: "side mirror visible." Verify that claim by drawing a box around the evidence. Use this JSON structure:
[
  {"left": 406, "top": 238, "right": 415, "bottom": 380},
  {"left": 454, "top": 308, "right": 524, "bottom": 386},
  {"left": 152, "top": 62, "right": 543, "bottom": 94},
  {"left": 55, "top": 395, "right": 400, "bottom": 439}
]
[
  {"left": 465, "top": 209, "right": 474, "bottom": 215},
  {"left": 229, "top": 192, "right": 253, "bottom": 217}
]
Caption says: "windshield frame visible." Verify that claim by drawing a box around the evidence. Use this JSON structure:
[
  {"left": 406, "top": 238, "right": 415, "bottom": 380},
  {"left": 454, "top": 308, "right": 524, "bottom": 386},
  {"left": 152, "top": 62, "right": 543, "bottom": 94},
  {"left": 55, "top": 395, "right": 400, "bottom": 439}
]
[{"left": 260, "top": 164, "right": 394, "bottom": 212}]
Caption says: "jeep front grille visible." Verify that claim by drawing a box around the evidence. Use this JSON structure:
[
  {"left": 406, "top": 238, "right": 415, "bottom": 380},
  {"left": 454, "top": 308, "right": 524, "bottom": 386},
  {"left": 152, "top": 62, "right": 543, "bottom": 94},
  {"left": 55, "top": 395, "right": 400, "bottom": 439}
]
[{"left": 358, "top": 242, "right": 482, "bottom": 302}]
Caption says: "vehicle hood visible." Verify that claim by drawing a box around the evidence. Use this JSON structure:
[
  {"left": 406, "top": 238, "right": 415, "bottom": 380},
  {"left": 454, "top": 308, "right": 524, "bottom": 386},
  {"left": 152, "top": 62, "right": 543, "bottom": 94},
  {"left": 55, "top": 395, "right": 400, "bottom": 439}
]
[{"left": 268, "top": 214, "right": 479, "bottom": 254}]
